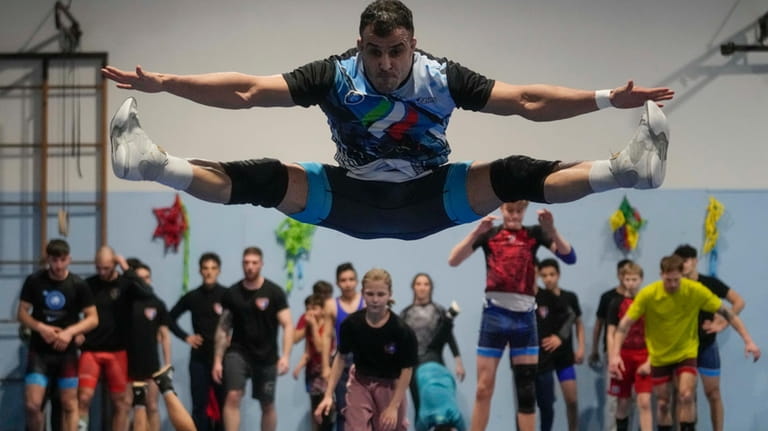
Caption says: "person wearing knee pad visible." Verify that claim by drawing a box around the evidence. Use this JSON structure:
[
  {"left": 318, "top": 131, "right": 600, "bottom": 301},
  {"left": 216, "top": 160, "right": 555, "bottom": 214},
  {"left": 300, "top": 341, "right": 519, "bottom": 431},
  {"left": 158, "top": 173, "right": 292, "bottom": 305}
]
[
  {"left": 102, "top": 0, "right": 673, "bottom": 242},
  {"left": 610, "top": 255, "right": 760, "bottom": 431},
  {"left": 449, "top": 201, "right": 576, "bottom": 431}
]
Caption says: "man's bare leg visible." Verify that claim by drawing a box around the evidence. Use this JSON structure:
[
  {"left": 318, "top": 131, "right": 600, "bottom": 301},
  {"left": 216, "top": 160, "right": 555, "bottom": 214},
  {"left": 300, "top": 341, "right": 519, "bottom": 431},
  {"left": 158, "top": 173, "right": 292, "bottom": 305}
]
[
  {"left": 132, "top": 382, "right": 149, "bottom": 431},
  {"left": 162, "top": 391, "right": 196, "bottom": 431},
  {"left": 469, "top": 356, "right": 501, "bottom": 431},
  {"left": 467, "top": 100, "right": 669, "bottom": 212},
  {"left": 25, "top": 384, "right": 46, "bottom": 431}
]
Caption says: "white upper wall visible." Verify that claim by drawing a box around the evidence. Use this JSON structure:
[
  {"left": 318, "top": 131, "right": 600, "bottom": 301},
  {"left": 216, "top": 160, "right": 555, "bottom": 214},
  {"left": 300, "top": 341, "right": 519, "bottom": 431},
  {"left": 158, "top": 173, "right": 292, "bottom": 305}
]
[{"left": 2, "top": 0, "right": 767, "bottom": 192}]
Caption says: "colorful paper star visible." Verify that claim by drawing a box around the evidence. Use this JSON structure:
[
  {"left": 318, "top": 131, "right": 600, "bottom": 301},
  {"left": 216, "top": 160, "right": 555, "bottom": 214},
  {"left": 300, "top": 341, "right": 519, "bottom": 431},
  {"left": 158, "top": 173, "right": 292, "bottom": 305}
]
[{"left": 152, "top": 194, "right": 188, "bottom": 252}]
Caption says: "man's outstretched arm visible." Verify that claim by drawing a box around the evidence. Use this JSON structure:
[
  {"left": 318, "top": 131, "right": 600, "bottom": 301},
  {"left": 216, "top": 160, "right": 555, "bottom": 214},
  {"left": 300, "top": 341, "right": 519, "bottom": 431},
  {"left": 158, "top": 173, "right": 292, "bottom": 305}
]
[
  {"left": 101, "top": 65, "right": 295, "bottom": 109},
  {"left": 481, "top": 80, "right": 674, "bottom": 121}
]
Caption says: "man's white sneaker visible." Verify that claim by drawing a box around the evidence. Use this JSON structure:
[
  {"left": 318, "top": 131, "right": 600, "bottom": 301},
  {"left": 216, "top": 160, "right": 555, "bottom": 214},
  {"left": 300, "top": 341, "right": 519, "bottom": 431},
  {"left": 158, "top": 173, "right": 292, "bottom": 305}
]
[
  {"left": 110, "top": 97, "right": 168, "bottom": 181},
  {"left": 610, "top": 100, "right": 670, "bottom": 189}
]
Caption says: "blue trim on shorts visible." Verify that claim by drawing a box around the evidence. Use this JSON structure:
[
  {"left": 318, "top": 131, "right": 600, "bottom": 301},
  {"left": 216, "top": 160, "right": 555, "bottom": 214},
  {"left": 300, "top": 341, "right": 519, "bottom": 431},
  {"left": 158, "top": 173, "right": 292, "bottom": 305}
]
[
  {"left": 556, "top": 365, "right": 576, "bottom": 382},
  {"left": 443, "top": 161, "right": 482, "bottom": 224},
  {"left": 697, "top": 341, "right": 721, "bottom": 374},
  {"left": 291, "top": 162, "right": 332, "bottom": 224},
  {"left": 58, "top": 377, "right": 79, "bottom": 389},
  {"left": 510, "top": 346, "right": 540, "bottom": 357},
  {"left": 477, "top": 347, "right": 504, "bottom": 358},
  {"left": 25, "top": 373, "right": 48, "bottom": 387}
]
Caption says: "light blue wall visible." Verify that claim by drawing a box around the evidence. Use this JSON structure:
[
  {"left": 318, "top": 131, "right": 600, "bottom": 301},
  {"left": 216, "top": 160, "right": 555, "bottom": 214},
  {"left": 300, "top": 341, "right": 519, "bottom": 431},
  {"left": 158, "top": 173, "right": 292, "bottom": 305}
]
[{"left": 1, "top": 189, "right": 767, "bottom": 430}]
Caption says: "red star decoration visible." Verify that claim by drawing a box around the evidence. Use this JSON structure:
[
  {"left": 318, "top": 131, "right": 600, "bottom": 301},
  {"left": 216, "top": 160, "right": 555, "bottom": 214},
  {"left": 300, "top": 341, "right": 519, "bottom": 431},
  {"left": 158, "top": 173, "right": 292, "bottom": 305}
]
[{"left": 152, "top": 194, "right": 187, "bottom": 252}]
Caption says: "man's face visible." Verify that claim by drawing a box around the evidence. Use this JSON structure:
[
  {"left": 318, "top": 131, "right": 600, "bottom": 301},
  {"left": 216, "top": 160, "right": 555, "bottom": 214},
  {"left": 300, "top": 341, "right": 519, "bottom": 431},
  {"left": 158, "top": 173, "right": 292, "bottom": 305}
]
[
  {"left": 309, "top": 304, "right": 324, "bottom": 320},
  {"left": 95, "top": 255, "right": 117, "bottom": 281},
  {"left": 357, "top": 25, "right": 415, "bottom": 94},
  {"left": 681, "top": 257, "right": 697, "bottom": 278},
  {"left": 136, "top": 268, "right": 152, "bottom": 285},
  {"left": 242, "top": 253, "right": 263, "bottom": 282},
  {"left": 661, "top": 270, "right": 682, "bottom": 294},
  {"left": 538, "top": 266, "right": 560, "bottom": 290},
  {"left": 337, "top": 269, "right": 358, "bottom": 295},
  {"left": 200, "top": 259, "right": 221, "bottom": 286},
  {"left": 620, "top": 273, "right": 643, "bottom": 295},
  {"left": 501, "top": 202, "right": 527, "bottom": 230},
  {"left": 47, "top": 254, "right": 71, "bottom": 281}
]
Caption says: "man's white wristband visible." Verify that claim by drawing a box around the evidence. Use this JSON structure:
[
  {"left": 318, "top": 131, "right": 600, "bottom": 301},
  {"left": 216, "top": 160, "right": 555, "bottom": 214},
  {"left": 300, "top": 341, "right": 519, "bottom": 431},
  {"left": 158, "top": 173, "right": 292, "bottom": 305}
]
[{"left": 595, "top": 89, "right": 613, "bottom": 110}]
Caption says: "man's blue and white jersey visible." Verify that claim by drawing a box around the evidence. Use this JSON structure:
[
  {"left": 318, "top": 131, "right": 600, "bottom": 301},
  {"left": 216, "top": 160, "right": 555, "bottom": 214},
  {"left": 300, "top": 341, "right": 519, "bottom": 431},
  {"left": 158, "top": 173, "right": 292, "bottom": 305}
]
[{"left": 283, "top": 48, "right": 494, "bottom": 181}]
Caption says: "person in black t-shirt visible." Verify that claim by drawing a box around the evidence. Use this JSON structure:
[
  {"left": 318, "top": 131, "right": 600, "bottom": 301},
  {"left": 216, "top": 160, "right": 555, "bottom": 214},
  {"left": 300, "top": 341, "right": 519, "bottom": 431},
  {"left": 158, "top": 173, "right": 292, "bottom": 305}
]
[
  {"left": 17, "top": 239, "right": 98, "bottom": 431},
  {"left": 315, "top": 268, "right": 418, "bottom": 431},
  {"left": 673, "top": 245, "right": 745, "bottom": 431},
  {"left": 535, "top": 259, "right": 583, "bottom": 431},
  {"left": 169, "top": 252, "right": 228, "bottom": 431},
  {"left": 77, "top": 246, "right": 154, "bottom": 431},
  {"left": 104, "top": 1, "right": 672, "bottom": 243},
  {"left": 211, "top": 247, "right": 293, "bottom": 431},
  {"left": 128, "top": 260, "right": 172, "bottom": 431}
]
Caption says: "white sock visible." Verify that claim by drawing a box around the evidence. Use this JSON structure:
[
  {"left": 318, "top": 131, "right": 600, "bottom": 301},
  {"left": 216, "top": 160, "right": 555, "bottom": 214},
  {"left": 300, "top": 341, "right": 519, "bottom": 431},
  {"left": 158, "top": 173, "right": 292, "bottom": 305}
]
[
  {"left": 588, "top": 160, "right": 620, "bottom": 192},
  {"left": 156, "top": 155, "right": 193, "bottom": 191}
]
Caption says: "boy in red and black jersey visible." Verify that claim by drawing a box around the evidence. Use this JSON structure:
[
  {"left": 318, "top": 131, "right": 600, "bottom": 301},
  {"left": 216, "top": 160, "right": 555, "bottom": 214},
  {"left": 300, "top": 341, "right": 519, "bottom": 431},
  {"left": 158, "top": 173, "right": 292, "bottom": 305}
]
[{"left": 605, "top": 262, "right": 652, "bottom": 431}]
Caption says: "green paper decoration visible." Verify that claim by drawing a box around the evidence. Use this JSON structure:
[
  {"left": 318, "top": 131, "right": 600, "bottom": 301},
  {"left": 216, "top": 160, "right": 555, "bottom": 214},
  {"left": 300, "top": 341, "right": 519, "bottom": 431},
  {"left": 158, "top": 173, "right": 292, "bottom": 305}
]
[{"left": 275, "top": 218, "right": 316, "bottom": 294}]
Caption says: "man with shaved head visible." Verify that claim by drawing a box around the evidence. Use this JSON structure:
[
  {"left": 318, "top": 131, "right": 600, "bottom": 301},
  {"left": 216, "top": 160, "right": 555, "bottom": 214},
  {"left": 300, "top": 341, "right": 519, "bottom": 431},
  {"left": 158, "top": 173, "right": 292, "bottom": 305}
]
[{"left": 77, "top": 247, "right": 153, "bottom": 431}]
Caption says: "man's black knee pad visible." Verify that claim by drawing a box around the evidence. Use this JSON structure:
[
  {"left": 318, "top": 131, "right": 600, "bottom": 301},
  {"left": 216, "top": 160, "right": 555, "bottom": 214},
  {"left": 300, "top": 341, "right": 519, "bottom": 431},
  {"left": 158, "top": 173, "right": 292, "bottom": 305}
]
[
  {"left": 489, "top": 156, "right": 560, "bottom": 204},
  {"left": 512, "top": 364, "right": 537, "bottom": 414},
  {"left": 221, "top": 158, "right": 288, "bottom": 208}
]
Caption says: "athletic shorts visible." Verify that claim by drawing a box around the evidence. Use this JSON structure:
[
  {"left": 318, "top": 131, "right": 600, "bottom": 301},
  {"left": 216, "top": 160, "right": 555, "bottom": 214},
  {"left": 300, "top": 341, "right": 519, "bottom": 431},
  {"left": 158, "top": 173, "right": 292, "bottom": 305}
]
[
  {"left": 290, "top": 162, "right": 480, "bottom": 240},
  {"left": 608, "top": 349, "right": 652, "bottom": 398},
  {"left": 697, "top": 341, "right": 721, "bottom": 377},
  {"left": 25, "top": 348, "right": 79, "bottom": 390},
  {"left": 222, "top": 350, "right": 277, "bottom": 403},
  {"left": 78, "top": 350, "right": 129, "bottom": 393},
  {"left": 651, "top": 357, "right": 698, "bottom": 385},
  {"left": 477, "top": 300, "right": 539, "bottom": 362}
]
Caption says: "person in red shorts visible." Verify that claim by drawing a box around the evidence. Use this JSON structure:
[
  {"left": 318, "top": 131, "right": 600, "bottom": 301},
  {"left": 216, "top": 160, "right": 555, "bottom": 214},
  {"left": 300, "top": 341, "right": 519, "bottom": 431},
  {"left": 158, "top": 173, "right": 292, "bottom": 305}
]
[
  {"left": 77, "top": 246, "right": 154, "bottom": 431},
  {"left": 605, "top": 262, "right": 651, "bottom": 431}
]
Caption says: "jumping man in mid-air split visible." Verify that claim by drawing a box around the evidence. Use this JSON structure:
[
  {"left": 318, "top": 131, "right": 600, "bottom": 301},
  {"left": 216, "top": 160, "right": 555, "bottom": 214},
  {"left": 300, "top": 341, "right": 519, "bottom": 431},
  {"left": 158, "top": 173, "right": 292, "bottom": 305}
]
[{"left": 103, "top": 0, "right": 673, "bottom": 241}]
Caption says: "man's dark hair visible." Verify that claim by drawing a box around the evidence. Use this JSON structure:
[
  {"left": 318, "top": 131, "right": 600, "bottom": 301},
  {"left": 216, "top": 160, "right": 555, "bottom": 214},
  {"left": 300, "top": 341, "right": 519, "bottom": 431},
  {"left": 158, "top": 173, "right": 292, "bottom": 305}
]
[
  {"left": 243, "top": 247, "right": 263, "bottom": 258},
  {"left": 199, "top": 252, "right": 221, "bottom": 268},
  {"left": 46, "top": 239, "right": 70, "bottom": 258},
  {"left": 126, "top": 257, "right": 144, "bottom": 271},
  {"left": 307, "top": 293, "right": 326, "bottom": 308},
  {"left": 312, "top": 280, "right": 334, "bottom": 299},
  {"left": 359, "top": 0, "right": 414, "bottom": 37},
  {"left": 673, "top": 244, "right": 697, "bottom": 259},
  {"left": 617, "top": 259, "right": 633, "bottom": 271},
  {"left": 537, "top": 258, "right": 560, "bottom": 273},
  {"left": 336, "top": 262, "right": 356, "bottom": 280}
]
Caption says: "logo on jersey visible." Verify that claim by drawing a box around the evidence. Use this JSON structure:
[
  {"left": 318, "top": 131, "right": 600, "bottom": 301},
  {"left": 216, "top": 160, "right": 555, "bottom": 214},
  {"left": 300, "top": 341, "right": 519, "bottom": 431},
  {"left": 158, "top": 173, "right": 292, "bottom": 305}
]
[
  {"left": 110, "top": 288, "right": 120, "bottom": 300},
  {"left": 344, "top": 90, "right": 365, "bottom": 105},
  {"left": 537, "top": 305, "right": 549, "bottom": 319},
  {"left": 44, "top": 290, "right": 66, "bottom": 311},
  {"left": 144, "top": 307, "right": 157, "bottom": 320},
  {"left": 213, "top": 302, "right": 223, "bottom": 315},
  {"left": 255, "top": 298, "right": 269, "bottom": 311},
  {"left": 383, "top": 342, "right": 397, "bottom": 355}
]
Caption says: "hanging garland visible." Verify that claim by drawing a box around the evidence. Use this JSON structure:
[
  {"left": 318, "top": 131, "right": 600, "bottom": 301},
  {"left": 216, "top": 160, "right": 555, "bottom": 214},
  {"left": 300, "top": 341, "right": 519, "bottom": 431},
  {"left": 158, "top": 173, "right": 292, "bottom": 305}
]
[
  {"left": 152, "top": 193, "right": 191, "bottom": 292},
  {"left": 702, "top": 196, "right": 725, "bottom": 277},
  {"left": 609, "top": 196, "right": 646, "bottom": 253},
  {"left": 275, "top": 218, "right": 316, "bottom": 294}
]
